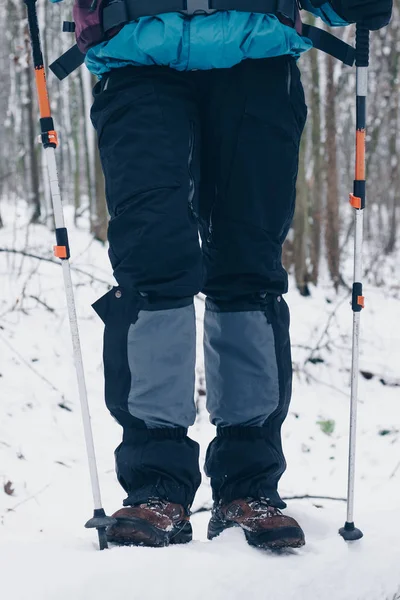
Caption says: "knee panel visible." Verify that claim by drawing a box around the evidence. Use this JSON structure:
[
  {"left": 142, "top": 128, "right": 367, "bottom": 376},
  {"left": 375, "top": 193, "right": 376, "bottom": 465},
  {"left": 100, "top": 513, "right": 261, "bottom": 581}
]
[
  {"left": 203, "top": 295, "right": 292, "bottom": 428},
  {"left": 204, "top": 300, "right": 279, "bottom": 427},
  {"left": 93, "top": 289, "right": 197, "bottom": 429}
]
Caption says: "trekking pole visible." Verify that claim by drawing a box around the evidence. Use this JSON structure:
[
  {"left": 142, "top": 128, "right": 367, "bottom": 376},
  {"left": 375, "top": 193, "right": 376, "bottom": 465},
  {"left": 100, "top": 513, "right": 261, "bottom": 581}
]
[
  {"left": 23, "top": 0, "right": 116, "bottom": 550},
  {"left": 339, "top": 22, "right": 370, "bottom": 542}
]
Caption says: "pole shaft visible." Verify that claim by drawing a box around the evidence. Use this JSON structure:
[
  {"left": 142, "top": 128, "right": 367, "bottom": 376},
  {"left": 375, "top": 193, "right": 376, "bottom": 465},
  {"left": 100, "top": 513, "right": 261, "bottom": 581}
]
[
  {"left": 345, "top": 24, "right": 369, "bottom": 526},
  {"left": 45, "top": 148, "right": 103, "bottom": 509},
  {"left": 347, "top": 215, "right": 363, "bottom": 523},
  {"left": 24, "top": 0, "right": 104, "bottom": 512},
  {"left": 61, "top": 257, "right": 103, "bottom": 509}
]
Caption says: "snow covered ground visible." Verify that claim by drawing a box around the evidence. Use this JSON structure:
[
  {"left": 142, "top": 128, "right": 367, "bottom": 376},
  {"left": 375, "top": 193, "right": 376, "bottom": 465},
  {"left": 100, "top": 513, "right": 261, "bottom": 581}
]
[{"left": 0, "top": 201, "right": 399, "bottom": 600}]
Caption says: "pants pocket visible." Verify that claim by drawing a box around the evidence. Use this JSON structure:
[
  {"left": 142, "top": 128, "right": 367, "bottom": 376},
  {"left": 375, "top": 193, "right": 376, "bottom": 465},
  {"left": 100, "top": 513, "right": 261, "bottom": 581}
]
[
  {"left": 92, "top": 286, "right": 139, "bottom": 326},
  {"left": 92, "top": 84, "right": 181, "bottom": 219},
  {"left": 286, "top": 58, "right": 308, "bottom": 139}
]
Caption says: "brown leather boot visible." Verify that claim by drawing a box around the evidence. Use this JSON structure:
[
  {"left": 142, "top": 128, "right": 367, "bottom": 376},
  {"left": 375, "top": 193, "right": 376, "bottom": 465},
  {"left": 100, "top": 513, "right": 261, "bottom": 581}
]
[
  {"left": 107, "top": 498, "right": 192, "bottom": 547},
  {"left": 208, "top": 497, "right": 305, "bottom": 549}
]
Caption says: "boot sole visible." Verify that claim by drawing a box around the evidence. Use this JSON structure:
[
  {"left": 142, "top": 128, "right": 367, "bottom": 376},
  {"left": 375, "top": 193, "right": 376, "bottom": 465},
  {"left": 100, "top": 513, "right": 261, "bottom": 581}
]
[
  {"left": 107, "top": 516, "right": 192, "bottom": 548},
  {"left": 244, "top": 526, "right": 305, "bottom": 550},
  {"left": 208, "top": 518, "right": 305, "bottom": 550},
  {"left": 208, "top": 517, "right": 237, "bottom": 540}
]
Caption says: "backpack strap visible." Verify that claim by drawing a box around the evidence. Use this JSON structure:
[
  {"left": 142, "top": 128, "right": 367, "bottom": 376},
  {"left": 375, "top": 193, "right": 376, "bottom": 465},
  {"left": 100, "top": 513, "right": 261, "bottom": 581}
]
[
  {"left": 302, "top": 23, "right": 355, "bottom": 66},
  {"left": 49, "top": 44, "right": 85, "bottom": 81}
]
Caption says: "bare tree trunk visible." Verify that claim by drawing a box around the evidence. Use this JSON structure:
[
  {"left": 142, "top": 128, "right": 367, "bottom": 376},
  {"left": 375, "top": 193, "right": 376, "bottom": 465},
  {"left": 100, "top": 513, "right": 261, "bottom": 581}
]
[
  {"left": 41, "top": 146, "right": 53, "bottom": 229},
  {"left": 69, "top": 76, "right": 81, "bottom": 225},
  {"left": 73, "top": 122, "right": 81, "bottom": 224},
  {"left": 309, "top": 47, "right": 322, "bottom": 285},
  {"left": 325, "top": 54, "right": 340, "bottom": 290},
  {"left": 282, "top": 234, "right": 294, "bottom": 274},
  {"left": 384, "top": 105, "right": 399, "bottom": 254},
  {"left": 24, "top": 24, "right": 41, "bottom": 223},
  {"left": 293, "top": 133, "right": 310, "bottom": 296},
  {"left": 92, "top": 145, "right": 108, "bottom": 242},
  {"left": 79, "top": 70, "right": 94, "bottom": 221},
  {"left": 88, "top": 73, "right": 107, "bottom": 242},
  {"left": 384, "top": 14, "right": 399, "bottom": 255}
]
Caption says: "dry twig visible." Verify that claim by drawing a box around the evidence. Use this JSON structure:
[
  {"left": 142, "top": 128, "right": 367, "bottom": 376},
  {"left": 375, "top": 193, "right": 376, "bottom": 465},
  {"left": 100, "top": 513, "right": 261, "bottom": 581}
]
[
  {"left": 0, "top": 248, "right": 112, "bottom": 286},
  {"left": 0, "top": 332, "right": 62, "bottom": 395}
]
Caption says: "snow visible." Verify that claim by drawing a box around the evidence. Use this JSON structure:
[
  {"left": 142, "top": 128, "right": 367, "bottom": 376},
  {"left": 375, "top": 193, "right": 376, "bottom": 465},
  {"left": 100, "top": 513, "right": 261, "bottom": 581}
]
[
  {"left": 1, "top": 506, "right": 400, "bottom": 600},
  {"left": 1, "top": 200, "right": 400, "bottom": 600}
]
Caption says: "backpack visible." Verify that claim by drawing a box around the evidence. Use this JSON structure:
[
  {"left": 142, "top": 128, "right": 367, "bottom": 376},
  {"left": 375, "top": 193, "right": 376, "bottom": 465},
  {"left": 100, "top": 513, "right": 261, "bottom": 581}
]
[
  {"left": 72, "top": 0, "right": 124, "bottom": 54},
  {"left": 50, "top": 0, "right": 355, "bottom": 80}
]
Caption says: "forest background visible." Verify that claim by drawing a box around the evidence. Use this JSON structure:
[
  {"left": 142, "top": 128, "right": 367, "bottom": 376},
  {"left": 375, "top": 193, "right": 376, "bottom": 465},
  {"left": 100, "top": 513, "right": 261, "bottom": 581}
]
[
  {"left": 0, "top": 3, "right": 400, "bottom": 598},
  {"left": 1, "top": 0, "right": 399, "bottom": 293}
]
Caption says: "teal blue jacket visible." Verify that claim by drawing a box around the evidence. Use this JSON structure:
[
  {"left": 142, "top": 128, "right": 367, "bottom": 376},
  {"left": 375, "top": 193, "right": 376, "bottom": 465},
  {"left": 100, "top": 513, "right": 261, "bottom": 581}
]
[{"left": 50, "top": 1, "right": 347, "bottom": 76}]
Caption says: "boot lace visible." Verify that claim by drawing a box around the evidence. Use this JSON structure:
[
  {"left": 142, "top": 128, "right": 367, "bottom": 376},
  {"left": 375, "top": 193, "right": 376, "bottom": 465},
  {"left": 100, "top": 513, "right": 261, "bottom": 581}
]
[
  {"left": 145, "top": 497, "right": 169, "bottom": 511},
  {"left": 247, "top": 497, "right": 282, "bottom": 517}
]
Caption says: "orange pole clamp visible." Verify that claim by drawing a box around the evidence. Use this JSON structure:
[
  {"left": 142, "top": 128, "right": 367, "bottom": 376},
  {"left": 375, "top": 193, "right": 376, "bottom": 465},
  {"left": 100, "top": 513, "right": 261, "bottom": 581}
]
[
  {"left": 34, "top": 66, "right": 51, "bottom": 118},
  {"left": 54, "top": 245, "right": 68, "bottom": 259},
  {"left": 349, "top": 193, "right": 362, "bottom": 209},
  {"left": 46, "top": 130, "right": 59, "bottom": 148},
  {"left": 355, "top": 129, "right": 366, "bottom": 181}
]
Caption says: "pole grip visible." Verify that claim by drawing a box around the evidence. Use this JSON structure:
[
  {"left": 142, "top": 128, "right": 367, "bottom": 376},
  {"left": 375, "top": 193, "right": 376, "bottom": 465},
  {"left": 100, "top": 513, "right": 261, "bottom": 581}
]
[
  {"left": 24, "top": 0, "right": 44, "bottom": 69},
  {"left": 355, "top": 24, "right": 369, "bottom": 67}
]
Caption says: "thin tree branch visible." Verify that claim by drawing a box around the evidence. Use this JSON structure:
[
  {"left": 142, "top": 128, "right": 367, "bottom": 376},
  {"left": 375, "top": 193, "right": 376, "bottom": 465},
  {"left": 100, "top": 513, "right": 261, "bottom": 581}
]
[
  {"left": 0, "top": 247, "right": 112, "bottom": 286},
  {"left": 0, "top": 332, "right": 63, "bottom": 396},
  {"left": 28, "top": 294, "right": 55, "bottom": 313},
  {"left": 303, "top": 295, "right": 349, "bottom": 367},
  {"left": 282, "top": 494, "right": 346, "bottom": 502},
  {"left": 301, "top": 371, "right": 349, "bottom": 397},
  {"left": 4, "top": 484, "right": 51, "bottom": 514},
  {"left": 390, "top": 461, "right": 400, "bottom": 479}
]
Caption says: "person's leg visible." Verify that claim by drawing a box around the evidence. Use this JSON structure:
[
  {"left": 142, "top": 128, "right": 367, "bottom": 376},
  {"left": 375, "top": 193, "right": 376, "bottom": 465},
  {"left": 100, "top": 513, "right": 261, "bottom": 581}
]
[
  {"left": 200, "top": 57, "right": 307, "bottom": 546},
  {"left": 90, "top": 67, "right": 202, "bottom": 533}
]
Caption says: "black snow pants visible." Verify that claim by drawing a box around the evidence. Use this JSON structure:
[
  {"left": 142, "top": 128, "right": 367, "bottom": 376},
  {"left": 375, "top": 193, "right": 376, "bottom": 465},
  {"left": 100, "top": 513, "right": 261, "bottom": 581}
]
[{"left": 90, "top": 56, "right": 307, "bottom": 510}]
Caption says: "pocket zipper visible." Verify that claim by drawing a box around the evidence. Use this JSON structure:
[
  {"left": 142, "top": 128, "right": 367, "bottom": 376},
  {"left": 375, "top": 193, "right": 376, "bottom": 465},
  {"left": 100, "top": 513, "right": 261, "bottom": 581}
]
[
  {"left": 188, "top": 123, "right": 198, "bottom": 221},
  {"left": 286, "top": 60, "right": 292, "bottom": 96},
  {"left": 207, "top": 194, "right": 216, "bottom": 243},
  {"left": 102, "top": 74, "right": 110, "bottom": 91}
]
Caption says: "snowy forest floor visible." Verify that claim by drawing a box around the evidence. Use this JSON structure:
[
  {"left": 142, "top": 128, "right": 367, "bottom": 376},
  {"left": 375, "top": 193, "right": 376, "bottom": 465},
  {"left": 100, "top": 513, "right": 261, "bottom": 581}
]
[{"left": 0, "top": 201, "right": 399, "bottom": 600}]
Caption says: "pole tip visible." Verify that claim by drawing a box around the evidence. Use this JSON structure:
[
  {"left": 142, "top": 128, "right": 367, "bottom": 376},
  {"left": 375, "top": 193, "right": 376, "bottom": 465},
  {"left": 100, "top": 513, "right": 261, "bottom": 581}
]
[
  {"left": 339, "top": 521, "right": 364, "bottom": 541},
  {"left": 98, "top": 527, "right": 109, "bottom": 550},
  {"left": 85, "top": 508, "right": 117, "bottom": 550}
]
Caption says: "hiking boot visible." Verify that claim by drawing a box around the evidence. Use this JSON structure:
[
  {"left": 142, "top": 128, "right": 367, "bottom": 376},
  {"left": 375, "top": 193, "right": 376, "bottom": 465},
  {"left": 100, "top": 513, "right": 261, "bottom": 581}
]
[
  {"left": 107, "top": 498, "right": 192, "bottom": 547},
  {"left": 208, "top": 497, "right": 305, "bottom": 549}
]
